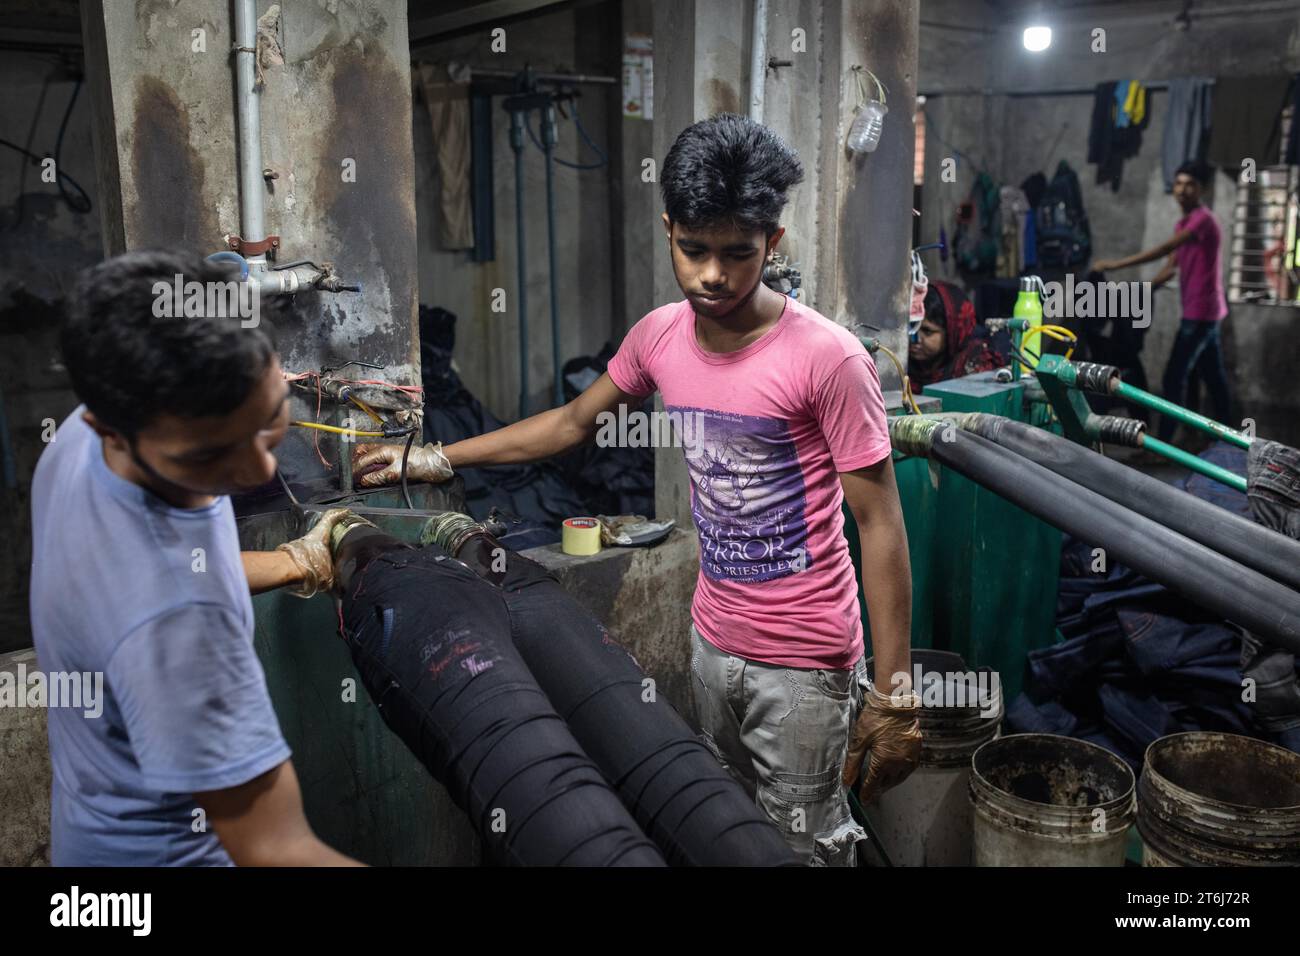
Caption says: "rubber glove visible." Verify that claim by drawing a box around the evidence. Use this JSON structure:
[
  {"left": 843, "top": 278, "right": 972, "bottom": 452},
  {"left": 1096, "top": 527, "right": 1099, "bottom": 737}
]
[
  {"left": 842, "top": 683, "right": 923, "bottom": 804},
  {"left": 352, "top": 442, "right": 453, "bottom": 487},
  {"left": 276, "top": 507, "right": 353, "bottom": 598}
]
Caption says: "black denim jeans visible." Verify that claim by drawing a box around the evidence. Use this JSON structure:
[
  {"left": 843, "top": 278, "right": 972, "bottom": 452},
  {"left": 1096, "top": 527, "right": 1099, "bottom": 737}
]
[
  {"left": 1158, "top": 319, "right": 1231, "bottom": 440},
  {"left": 340, "top": 541, "right": 796, "bottom": 866},
  {"left": 340, "top": 542, "right": 664, "bottom": 866}
]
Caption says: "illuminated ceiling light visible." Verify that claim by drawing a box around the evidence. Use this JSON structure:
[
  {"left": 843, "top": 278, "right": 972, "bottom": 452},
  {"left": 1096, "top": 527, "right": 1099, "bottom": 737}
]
[{"left": 1023, "top": 25, "right": 1052, "bottom": 51}]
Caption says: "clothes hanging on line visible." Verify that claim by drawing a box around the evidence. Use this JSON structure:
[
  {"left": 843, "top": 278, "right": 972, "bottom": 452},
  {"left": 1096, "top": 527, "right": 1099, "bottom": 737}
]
[
  {"left": 1088, "top": 80, "right": 1149, "bottom": 192},
  {"left": 1161, "top": 77, "right": 1214, "bottom": 193}
]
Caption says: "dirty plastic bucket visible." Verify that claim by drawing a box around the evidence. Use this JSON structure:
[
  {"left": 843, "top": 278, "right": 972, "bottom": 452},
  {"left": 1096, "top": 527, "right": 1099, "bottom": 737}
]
[
  {"left": 867, "top": 650, "right": 1002, "bottom": 866},
  {"left": 970, "top": 734, "right": 1135, "bottom": 866},
  {"left": 1137, "top": 731, "right": 1300, "bottom": 866}
]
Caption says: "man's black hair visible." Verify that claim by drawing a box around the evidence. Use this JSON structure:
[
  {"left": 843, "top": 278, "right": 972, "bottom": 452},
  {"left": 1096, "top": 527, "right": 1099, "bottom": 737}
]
[
  {"left": 61, "top": 249, "right": 282, "bottom": 438},
  {"left": 660, "top": 113, "right": 805, "bottom": 235},
  {"left": 1174, "top": 160, "right": 1213, "bottom": 187}
]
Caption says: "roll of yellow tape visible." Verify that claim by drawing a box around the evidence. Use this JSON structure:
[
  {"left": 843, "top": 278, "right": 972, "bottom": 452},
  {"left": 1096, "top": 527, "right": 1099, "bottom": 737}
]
[{"left": 561, "top": 517, "right": 602, "bottom": 556}]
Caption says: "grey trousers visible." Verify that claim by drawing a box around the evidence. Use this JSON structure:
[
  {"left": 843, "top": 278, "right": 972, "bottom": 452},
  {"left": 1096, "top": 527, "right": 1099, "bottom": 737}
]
[{"left": 689, "top": 624, "right": 869, "bottom": 866}]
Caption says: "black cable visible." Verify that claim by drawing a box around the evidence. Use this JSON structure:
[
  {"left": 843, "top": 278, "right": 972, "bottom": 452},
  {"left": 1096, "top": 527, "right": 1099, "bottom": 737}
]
[
  {"left": 54, "top": 76, "right": 92, "bottom": 214},
  {"left": 0, "top": 138, "right": 91, "bottom": 215},
  {"left": 526, "top": 109, "right": 608, "bottom": 170},
  {"left": 400, "top": 429, "right": 416, "bottom": 509}
]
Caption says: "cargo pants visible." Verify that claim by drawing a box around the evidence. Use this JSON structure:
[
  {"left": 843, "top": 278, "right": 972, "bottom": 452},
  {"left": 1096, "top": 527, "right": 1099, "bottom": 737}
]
[{"left": 689, "top": 623, "right": 870, "bottom": 866}]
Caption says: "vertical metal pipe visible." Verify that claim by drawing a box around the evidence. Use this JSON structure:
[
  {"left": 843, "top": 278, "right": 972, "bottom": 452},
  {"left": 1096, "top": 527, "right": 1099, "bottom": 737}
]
[
  {"left": 749, "top": 0, "right": 768, "bottom": 121},
  {"left": 542, "top": 102, "right": 562, "bottom": 408},
  {"left": 509, "top": 110, "right": 530, "bottom": 420},
  {"left": 233, "top": 0, "right": 266, "bottom": 272}
]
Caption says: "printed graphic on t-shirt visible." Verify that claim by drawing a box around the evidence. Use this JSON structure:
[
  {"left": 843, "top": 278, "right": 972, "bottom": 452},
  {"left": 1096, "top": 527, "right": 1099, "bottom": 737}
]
[{"left": 670, "top": 405, "right": 811, "bottom": 583}]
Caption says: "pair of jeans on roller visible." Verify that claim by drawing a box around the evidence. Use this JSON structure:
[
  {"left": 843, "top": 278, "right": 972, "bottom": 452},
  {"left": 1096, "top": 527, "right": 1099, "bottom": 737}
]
[{"left": 328, "top": 510, "right": 798, "bottom": 867}]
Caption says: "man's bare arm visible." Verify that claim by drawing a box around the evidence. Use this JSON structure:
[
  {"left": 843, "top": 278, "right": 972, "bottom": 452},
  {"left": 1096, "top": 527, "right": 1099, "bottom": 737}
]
[
  {"left": 196, "top": 760, "right": 363, "bottom": 866},
  {"left": 840, "top": 456, "right": 912, "bottom": 694},
  {"left": 1152, "top": 253, "right": 1177, "bottom": 288},
  {"left": 1095, "top": 229, "right": 1194, "bottom": 272},
  {"left": 442, "top": 372, "right": 642, "bottom": 469},
  {"left": 241, "top": 551, "right": 302, "bottom": 595}
]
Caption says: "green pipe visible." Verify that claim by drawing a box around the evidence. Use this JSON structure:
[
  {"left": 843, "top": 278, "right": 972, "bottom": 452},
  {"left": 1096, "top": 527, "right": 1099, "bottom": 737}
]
[
  {"left": 1141, "top": 435, "right": 1248, "bottom": 492},
  {"left": 1112, "top": 380, "right": 1252, "bottom": 449}
]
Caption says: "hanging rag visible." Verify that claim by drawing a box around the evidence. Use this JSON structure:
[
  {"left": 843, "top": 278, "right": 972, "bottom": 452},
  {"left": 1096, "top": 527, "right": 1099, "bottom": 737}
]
[
  {"left": 416, "top": 62, "right": 475, "bottom": 250},
  {"left": 1208, "top": 74, "right": 1292, "bottom": 170},
  {"left": 1161, "top": 77, "right": 1214, "bottom": 193}
]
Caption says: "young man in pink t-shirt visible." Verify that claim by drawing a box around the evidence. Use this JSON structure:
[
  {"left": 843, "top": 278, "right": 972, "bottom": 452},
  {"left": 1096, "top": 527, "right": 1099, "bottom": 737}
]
[
  {"left": 1094, "top": 160, "right": 1231, "bottom": 440},
  {"left": 355, "top": 115, "right": 920, "bottom": 865}
]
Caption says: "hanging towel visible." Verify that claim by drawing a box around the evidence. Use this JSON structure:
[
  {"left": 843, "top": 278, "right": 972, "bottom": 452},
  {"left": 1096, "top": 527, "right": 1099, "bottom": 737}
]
[
  {"left": 1114, "top": 81, "right": 1131, "bottom": 128},
  {"left": 416, "top": 62, "right": 475, "bottom": 250},
  {"left": 1125, "top": 81, "right": 1146, "bottom": 127},
  {"left": 1208, "top": 74, "right": 1292, "bottom": 170},
  {"left": 1162, "top": 77, "right": 1214, "bottom": 193}
]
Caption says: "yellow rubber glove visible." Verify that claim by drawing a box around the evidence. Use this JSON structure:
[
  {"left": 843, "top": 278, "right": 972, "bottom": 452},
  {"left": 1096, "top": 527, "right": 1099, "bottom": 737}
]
[
  {"left": 276, "top": 508, "right": 353, "bottom": 598},
  {"left": 842, "top": 684, "right": 923, "bottom": 804},
  {"left": 352, "top": 442, "right": 453, "bottom": 487}
]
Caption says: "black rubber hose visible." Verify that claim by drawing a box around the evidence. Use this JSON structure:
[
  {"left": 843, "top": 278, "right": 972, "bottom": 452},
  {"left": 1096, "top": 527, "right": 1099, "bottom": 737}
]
[
  {"left": 926, "top": 429, "right": 1300, "bottom": 653},
  {"left": 965, "top": 416, "right": 1300, "bottom": 593}
]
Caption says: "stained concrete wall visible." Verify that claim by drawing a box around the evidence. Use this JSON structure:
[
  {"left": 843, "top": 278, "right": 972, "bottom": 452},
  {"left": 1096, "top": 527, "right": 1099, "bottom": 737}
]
[{"left": 918, "top": 0, "right": 1300, "bottom": 444}]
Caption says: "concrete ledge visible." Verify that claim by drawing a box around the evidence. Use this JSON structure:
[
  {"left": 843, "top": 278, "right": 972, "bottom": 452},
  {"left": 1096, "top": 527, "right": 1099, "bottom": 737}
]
[{"left": 0, "top": 648, "right": 51, "bottom": 866}]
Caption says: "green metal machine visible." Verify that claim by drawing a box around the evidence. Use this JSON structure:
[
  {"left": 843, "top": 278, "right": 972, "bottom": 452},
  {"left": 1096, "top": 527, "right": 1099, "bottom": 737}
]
[{"left": 846, "top": 374, "right": 1061, "bottom": 700}]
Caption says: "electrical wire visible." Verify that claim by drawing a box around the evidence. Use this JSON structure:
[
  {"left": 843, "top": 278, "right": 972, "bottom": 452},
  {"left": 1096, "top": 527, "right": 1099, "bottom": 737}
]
[
  {"left": 874, "top": 342, "right": 923, "bottom": 416},
  {"left": 54, "top": 76, "right": 92, "bottom": 213},
  {"left": 291, "top": 420, "right": 385, "bottom": 437},
  {"left": 526, "top": 106, "right": 608, "bottom": 170}
]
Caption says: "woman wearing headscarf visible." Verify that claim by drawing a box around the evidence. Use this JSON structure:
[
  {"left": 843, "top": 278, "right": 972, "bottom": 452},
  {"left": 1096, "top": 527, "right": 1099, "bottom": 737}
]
[{"left": 907, "top": 280, "right": 1006, "bottom": 392}]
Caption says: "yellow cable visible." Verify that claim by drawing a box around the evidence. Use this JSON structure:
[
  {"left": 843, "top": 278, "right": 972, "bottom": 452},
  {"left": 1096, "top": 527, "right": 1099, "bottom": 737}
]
[
  {"left": 347, "top": 393, "right": 385, "bottom": 426},
  {"left": 291, "top": 421, "right": 386, "bottom": 437},
  {"left": 1021, "top": 324, "right": 1078, "bottom": 361},
  {"left": 874, "top": 342, "right": 922, "bottom": 415}
]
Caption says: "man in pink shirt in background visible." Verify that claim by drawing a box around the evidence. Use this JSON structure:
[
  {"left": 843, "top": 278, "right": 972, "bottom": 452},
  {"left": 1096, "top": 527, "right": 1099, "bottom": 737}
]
[
  {"left": 355, "top": 114, "right": 920, "bottom": 865},
  {"left": 1094, "top": 160, "right": 1231, "bottom": 441}
]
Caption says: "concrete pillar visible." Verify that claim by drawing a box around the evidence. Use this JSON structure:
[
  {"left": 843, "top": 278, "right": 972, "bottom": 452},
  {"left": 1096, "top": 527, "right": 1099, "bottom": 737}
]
[{"left": 80, "top": 0, "right": 420, "bottom": 489}]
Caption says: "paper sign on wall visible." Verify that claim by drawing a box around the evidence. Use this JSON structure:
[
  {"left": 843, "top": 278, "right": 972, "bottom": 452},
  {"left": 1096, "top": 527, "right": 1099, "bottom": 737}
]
[{"left": 622, "top": 35, "right": 653, "bottom": 120}]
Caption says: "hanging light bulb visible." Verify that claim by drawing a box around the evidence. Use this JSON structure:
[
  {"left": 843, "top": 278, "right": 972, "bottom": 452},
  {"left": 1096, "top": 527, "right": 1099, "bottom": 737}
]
[{"left": 1023, "top": 25, "right": 1052, "bottom": 52}]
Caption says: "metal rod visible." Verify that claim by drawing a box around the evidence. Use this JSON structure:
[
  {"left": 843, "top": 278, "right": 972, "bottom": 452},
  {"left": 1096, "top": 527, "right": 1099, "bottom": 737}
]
[
  {"left": 1111, "top": 380, "right": 1252, "bottom": 449},
  {"left": 467, "top": 66, "right": 617, "bottom": 85},
  {"left": 510, "top": 109, "right": 530, "bottom": 420},
  {"left": 542, "top": 102, "right": 562, "bottom": 408},
  {"left": 1139, "top": 435, "right": 1249, "bottom": 492}
]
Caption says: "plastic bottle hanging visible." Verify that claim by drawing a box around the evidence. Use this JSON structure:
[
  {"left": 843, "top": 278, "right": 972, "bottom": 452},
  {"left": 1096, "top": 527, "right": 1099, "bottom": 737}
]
[{"left": 847, "top": 66, "right": 888, "bottom": 154}]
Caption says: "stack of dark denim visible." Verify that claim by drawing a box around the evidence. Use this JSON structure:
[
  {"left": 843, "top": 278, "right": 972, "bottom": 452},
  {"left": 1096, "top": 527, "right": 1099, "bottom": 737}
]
[{"left": 1006, "top": 442, "right": 1300, "bottom": 773}]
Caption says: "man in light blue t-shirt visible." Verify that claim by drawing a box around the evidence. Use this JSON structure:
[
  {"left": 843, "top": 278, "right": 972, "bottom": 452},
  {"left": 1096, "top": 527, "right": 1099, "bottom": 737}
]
[{"left": 31, "top": 250, "right": 358, "bottom": 866}]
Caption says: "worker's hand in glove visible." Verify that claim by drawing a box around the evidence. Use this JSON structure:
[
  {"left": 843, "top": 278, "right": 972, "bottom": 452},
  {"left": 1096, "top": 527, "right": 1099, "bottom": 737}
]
[
  {"left": 352, "top": 441, "right": 453, "bottom": 487},
  {"left": 276, "top": 507, "right": 353, "bottom": 598},
  {"left": 841, "top": 683, "right": 923, "bottom": 804}
]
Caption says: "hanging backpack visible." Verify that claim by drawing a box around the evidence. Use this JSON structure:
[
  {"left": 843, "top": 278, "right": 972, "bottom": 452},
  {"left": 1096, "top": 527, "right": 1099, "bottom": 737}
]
[{"left": 1036, "top": 160, "right": 1091, "bottom": 269}]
